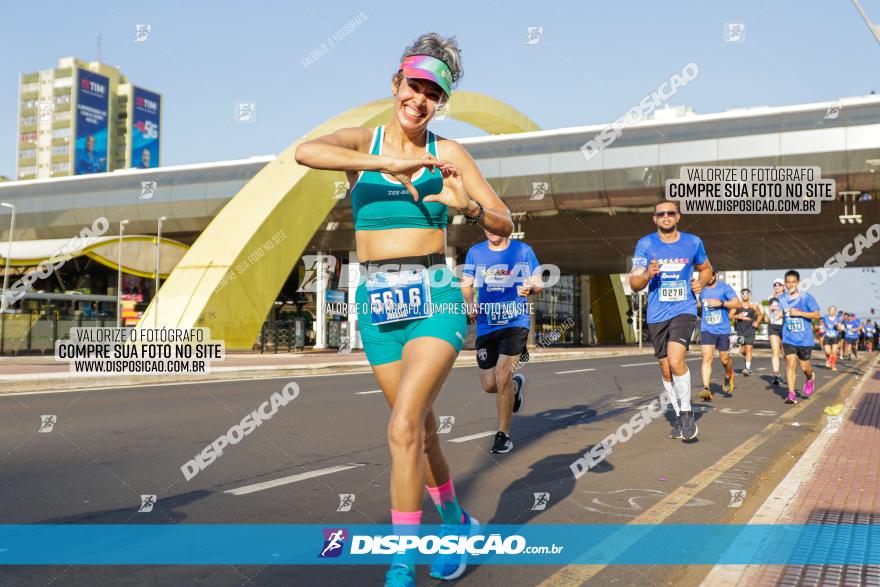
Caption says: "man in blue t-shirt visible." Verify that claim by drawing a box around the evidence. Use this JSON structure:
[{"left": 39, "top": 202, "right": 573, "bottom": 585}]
[
  {"left": 864, "top": 319, "right": 876, "bottom": 352},
  {"left": 842, "top": 313, "right": 861, "bottom": 360},
  {"left": 820, "top": 306, "right": 842, "bottom": 371},
  {"left": 462, "top": 230, "right": 542, "bottom": 454},
  {"left": 778, "top": 270, "right": 821, "bottom": 404},
  {"left": 696, "top": 270, "right": 741, "bottom": 401},
  {"left": 630, "top": 201, "right": 713, "bottom": 441}
]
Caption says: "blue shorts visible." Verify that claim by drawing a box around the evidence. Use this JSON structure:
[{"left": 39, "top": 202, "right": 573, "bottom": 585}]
[
  {"left": 355, "top": 265, "right": 467, "bottom": 365},
  {"left": 701, "top": 331, "right": 730, "bottom": 351}
]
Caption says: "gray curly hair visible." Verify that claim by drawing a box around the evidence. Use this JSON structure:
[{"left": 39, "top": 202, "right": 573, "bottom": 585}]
[{"left": 398, "top": 32, "right": 463, "bottom": 87}]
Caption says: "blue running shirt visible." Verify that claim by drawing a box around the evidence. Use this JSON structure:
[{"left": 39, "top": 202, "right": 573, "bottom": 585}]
[
  {"left": 699, "top": 281, "right": 737, "bottom": 335},
  {"left": 632, "top": 232, "right": 708, "bottom": 324},
  {"left": 464, "top": 240, "right": 540, "bottom": 336},
  {"left": 779, "top": 291, "right": 820, "bottom": 347},
  {"left": 821, "top": 314, "right": 841, "bottom": 337},
  {"left": 843, "top": 318, "right": 861, "bottom": 340}
]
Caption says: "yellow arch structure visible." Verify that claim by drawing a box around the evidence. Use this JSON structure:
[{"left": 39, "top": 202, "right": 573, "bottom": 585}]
[{"left": 139, "top": 92, "right": 539, "bottom": 348}]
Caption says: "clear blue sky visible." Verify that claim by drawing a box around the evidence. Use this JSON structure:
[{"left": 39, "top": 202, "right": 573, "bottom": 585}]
[
  {"left": 1, "top": 0, "right": 878, "bottom": 312},
  {"left": 3, "top": 0, "right": 880, "bottom": 173}
]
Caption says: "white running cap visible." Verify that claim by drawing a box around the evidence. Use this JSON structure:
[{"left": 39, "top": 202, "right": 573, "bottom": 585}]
[{"left": 772, "top": 277, "right": 785, "bottom": 285}]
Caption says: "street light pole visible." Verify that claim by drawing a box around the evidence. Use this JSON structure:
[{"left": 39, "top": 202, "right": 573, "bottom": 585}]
[
  {"left": 155, "top": 216, "right": 166, "bottom": 328},
  {"left": 0, "top": 202, "right": 15, "bottom": 354},
  {"left": 116, "top": 220, "right": 129, "bottom": 328}
]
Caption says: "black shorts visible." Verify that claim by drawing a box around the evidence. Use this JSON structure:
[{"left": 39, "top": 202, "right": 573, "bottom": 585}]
[
  {"left": 783, "top": 343, "right": 812, "bottom": 361},
  {"left": 647, "top": 314, "right": 696, "bottom": 359},
  {"left": 769, "top": 324, "right": 783, "bottom": 338},
  {"left": 475, "top": 327, "right": 529, "bottom": 370},
  {"left": 700, "top": 331, "right": 731, "bottom": 351},
  {"left": 822, "top": 336, "right": 839, "bottom": 347},
  {"left": 736, "top": 328, "right": 756, "bottom": 346}
]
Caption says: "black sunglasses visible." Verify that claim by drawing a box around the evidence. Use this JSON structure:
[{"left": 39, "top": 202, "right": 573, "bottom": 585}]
[{"left": 654, "top": 210, "right": 678, "bottom": 218}]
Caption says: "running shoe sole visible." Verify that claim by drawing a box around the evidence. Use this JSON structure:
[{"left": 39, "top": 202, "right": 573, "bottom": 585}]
[
  {"left": 785, "top": 393, "right": 797, "bottom": 404},
  {"left": 512, "top": 374, "right": 526, "bottom": 414}
]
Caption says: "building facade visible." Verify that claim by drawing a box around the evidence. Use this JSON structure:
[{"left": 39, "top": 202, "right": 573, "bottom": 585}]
[{"left": 16, "top": 57, "right": 161, "bottom": 180}]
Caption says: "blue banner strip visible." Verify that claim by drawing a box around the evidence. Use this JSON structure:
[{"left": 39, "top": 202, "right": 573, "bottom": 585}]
[{"left": 1, "top": 524, "right": 879, "bottom": 565}]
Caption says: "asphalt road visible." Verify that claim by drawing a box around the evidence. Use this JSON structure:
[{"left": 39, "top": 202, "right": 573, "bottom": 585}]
[{"left": 0, "top": 350, "right": 871, "bottom": 586}]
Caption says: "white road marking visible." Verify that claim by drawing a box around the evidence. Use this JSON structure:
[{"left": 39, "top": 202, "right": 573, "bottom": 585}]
[
  {"left": 548, "top": 411, "right": 585, "bottom": 420},
  {"left": 448, "top": 431, "right": 496, "bottom": 443},
  {"left": 355, "top": 389, "right": 383, "bottom": 395},
  {"left": 620, "top": 358, "right": 701, "bottom": 367},
  {"left": 225, "top": 464, "right": 365, "bottom": 495},
  {"left": 617, "top": 396, "right": 642, "bottom": 403},
  {"left": 554, "top": 368, "right": 597, "bottom": 374}
]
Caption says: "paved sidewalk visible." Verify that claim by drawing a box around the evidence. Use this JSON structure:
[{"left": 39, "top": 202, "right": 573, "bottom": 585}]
[
  {"left": 703, "top": 355, "right": 880, "bottom": 586},
  {"left": 0, "top": 344, "right": 653, "bottom": 393}
]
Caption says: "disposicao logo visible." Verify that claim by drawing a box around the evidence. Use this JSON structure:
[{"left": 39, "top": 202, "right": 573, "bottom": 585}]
[{"left": 319, "top": 528, "right": 348, "bottom": 558}]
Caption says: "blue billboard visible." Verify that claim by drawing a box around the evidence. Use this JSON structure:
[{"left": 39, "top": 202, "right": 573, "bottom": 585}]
[
  {"left": 74, "top": 69, "right": 109, "bottom": 175},
  {"left": 130, "top": 87, "right": 161, "bottom": 168}
]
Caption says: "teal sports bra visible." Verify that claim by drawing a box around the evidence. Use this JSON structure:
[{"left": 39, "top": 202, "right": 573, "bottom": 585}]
[{"left": 351, "top": 125, "right": 448, "bottom": 231}]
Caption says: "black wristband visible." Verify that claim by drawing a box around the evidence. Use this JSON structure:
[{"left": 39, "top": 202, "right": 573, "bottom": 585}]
[{"left": 464, "top": 201, "right": 484, "bottom": 224}]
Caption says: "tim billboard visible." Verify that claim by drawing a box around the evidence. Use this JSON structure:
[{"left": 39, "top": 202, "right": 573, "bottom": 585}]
[
  {"left": 74, "top": 69, "right": 109, "bottom": 175},
  {"left": 131, "top": 87, "right": 161, "bottom": 169}
]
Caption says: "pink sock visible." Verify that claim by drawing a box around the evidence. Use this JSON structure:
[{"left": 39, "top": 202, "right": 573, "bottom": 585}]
[
  {"left": 390, "top": 509, "right": 421, "bottom": 569},
  {"left": 426, "top": 479, "right": 465, "bottom": 524},
  {"left": 390, "top": 509, "right": 422, "bottom": 528}
]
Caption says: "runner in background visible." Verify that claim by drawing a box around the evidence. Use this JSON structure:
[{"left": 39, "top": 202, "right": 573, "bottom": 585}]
[
  {"left": 696, "top": 270, "right": 741, "bottom": 401},
  {"left": 843, "top": 312, "right": 861, "bottom": 360},
  {"left": 821, "top": 306, "right": 842, "bottom": 371},
  {"left": 461, "top": 230, "right": 543, "bottom": 454},
  {"left": 778, "top": 270, "right": 821, "bottom": 404},
  {"left": 732, "top": 288, "right": 763, "bottom": 376},
  {"left": 865, "top": 319, "right": 877, "bottom": 352},
  {"left": 629, "top": 200, "right": 713, "bottom": 441},
  {"left": 763, "top": 279, "right": 786, "bottom": 386}
]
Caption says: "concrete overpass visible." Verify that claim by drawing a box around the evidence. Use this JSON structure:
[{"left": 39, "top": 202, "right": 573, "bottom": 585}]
[{"left": 2, "top": 93, "right": 879, "bottom": 348}]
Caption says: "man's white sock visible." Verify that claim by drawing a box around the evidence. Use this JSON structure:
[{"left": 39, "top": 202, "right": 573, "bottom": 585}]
[
  {"left": 746, "top": 361, "right": 751, "bottom": 370},
  {"left": 673, "top": 370, "right": 692, "bottom": 412},
  {"left": 662, "top": 379, "right": 680, "bottom": 416}
]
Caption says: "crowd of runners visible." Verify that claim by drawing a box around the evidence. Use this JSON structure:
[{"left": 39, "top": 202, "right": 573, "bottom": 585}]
[{"left": 294, "top": 31, "right": 874, "bottom": 587}]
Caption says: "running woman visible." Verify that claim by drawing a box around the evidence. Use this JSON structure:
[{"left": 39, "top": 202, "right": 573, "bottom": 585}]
[
  {"left": 764, "top": 278, "right": 786, "bottom": 385},
  {"left": 865, "top": 319, "right": 876, "bottom": 352},
  {"left": 843, "top": 312, "right": 861, "bottom": 360},
  {"left": 696, "top": 270, "right": 741, "bottom": 401},
  {"left": 732, "top": 289, "right": 763, "bottom": 376},
  {"left": 821, "top": 306, "right": 842, "bottom": 370},
  {"left": 461, "top": 230, "right": 542, "bottom": 454},
  {"left": 630, "top": 200, "right": 713, "bottom": 441},
  {"left": 295, "top": 33, "right": 513, "bottom": 586},
  {"left": 778, "top": 270, "right": 821, "bottom": 404}
]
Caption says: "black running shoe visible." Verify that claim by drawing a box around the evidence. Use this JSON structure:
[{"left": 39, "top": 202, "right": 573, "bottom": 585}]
[
  {"left": 669, "top": 416, "right": 683, "bottom": 439},
  {"left": 491, "top": 432, "right": 513, "bottom": 454},
  {"left": 512, "top": 373, "right": 526, "bottom": 414},
  {"left": 772, "top": 376, "right": 780, "bottom": 386},
  {"left": 680, "top": 411, "right": 698, "bottom": 440}
]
